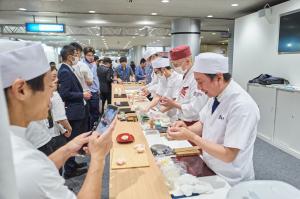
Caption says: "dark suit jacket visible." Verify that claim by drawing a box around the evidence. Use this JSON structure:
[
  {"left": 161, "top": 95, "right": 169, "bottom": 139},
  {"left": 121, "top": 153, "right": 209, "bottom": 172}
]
[
  {"left": 97, "top": 65, "right": 113, "bottom": 93},
  {"left": 58, "top": 63, "right": 85, "bottom": 121}
]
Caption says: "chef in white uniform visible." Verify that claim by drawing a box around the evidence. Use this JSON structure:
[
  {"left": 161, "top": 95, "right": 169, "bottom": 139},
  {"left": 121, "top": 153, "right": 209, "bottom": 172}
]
[
  {"left": 141, "top": 49, "right": 160, "bottom": 97},
  {"left": 0, "top": 39, "right": 115, "bottom": 199},
  {"left": 144, "top": 57, "right": 183, "bottom": 121},
  {"left": 160, "top": 45, "right": 208, "bottom": 126},
  {"left": 167, "top": 52, "right": 260, "bottom": 186}
]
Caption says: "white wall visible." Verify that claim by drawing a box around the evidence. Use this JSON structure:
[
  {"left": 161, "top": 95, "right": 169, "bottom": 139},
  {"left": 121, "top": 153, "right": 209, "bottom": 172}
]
[{"left": 233, "top": 0, "right": 300, "bottom": 89}]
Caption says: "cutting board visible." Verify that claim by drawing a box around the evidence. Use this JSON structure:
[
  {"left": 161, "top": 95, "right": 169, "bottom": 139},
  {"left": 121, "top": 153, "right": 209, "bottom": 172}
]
[{"left": 111, "top": 147, "right": 150, "bottom": 170}]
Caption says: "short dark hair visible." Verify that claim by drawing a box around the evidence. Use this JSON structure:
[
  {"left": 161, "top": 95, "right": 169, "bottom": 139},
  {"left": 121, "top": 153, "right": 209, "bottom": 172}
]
[
  {"left": 50, "top": 65, "right": 57, "bottom": 71},
  {"left": 205, "top": 73, "right": 232, "bottom": 82},
  {"left": 140, "top": 58, "right": 146, "bottom": 64},
  {"left": 4, "top": 73, "right": 46, "bottom": 105},
  {"left": 103, "top": 57, "right": 112, "bottom": 64},
  {"left": 69, "top": 42, "right": 83, "bottom": 52},
  {"left": 83, "top": 46, "right": 95, "bottom": 55},
  {"left": 49, "top": 61, "right": 56, "bottom": 66},
  {"left": 60, "top": 45, "right": 76, "bottom": 61},
  {"left": 119, "top": 56, "right": 127, "bottom": 63},
  {"left": 94, "top": 55, "right": 99, "bottom": 62}
]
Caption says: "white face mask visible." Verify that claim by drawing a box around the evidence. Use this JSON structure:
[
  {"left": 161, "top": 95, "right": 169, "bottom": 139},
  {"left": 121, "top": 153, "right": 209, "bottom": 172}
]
[
  {"left": 157, "top": 74, "right": 166, "bottom": 81},
  {"left": 72, "top": 57, "right": 79, "bottom": 66},
  {"left": 174, "top": 66, "right": 187, "bottom": 74}
]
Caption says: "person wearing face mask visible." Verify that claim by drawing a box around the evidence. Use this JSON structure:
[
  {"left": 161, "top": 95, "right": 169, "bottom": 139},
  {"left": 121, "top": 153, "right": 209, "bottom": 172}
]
[
  {"left": 167, "top": 53, "right": 260, "bottom": 186},
  {"left": 70, "top": 42, "right": 93, "bottom": 92},
  {"left": 69, "top": 42, "right": 92, "bottom": 135},
  {"left": 160, "top": 45, "right": 208, "bottom": 126},
  {"left": 144, "top": 57, "right": 183, "bottom": 121},
  {"left": 58, "top": 45, "right": 92, "bottom": 178},
  {"left": 82, "top": 46, "right": 100, "bottom": 130}
]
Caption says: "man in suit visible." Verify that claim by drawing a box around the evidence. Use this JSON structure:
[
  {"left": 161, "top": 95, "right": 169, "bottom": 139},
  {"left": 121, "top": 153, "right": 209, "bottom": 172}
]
[
  {"left": 97, "top": 57, "right": 114, "bottom": 114},
  {"left": 58, "top": 45, "right": 92, "bottom": 178}
]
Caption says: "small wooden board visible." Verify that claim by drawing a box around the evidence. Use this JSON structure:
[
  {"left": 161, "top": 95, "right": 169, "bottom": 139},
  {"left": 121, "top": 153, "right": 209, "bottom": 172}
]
[{"left": 111, "top": 147, "right": 150, "bottom": 170}]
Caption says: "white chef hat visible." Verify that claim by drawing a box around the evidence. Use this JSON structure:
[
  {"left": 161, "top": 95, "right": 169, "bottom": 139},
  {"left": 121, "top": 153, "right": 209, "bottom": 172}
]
[
  {"left": 143, "top": 49, "right": 157, "bottom": 60},
  {"left": 192, "top": 52, "right": 228, "bottom": 74},
  {"left": 0, "top": 39, "right": 49, "bottom": 88},
  {"left": 151, "top": 57, "right": 170, "bottom": 69}
]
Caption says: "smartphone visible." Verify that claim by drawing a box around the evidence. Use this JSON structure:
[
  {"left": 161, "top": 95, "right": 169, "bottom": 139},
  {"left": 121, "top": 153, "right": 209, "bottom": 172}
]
[{"left": 95, "top": 105, "right": 118, "bottom": 134}]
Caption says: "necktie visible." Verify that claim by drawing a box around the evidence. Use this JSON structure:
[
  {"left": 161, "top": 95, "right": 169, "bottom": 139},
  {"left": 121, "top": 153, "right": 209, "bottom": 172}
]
[{"left": 211, "top": 97, "right": 220, "bottom": 114}]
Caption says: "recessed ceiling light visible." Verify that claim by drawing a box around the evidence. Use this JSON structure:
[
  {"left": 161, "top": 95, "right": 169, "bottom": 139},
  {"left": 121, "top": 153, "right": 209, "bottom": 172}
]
[
  {"left": 212, "top": 32, "right": 216, "bottom": 35},
  {"left": 89, "top": 10, "right": 96, "bottom": 13},
  {"left": 161, "top": 0, "right": 169, "bottom": 3},
  {"left": 207, "top": 15, "right": 213, "bottom": 18},
  {"left": 136, "top": 21, "right": 155, "bottom": 25},
  {"left": 96, "top": 33, "right": 100, "bottom": 36},
  {"left": 87, "top": 20, "right": 107, "bottom": 24},
  {"left": 231, "top": 3, "right": 239, "bottom": 7},
  {"left": 132, "top": 36, "right": 136, "bottom": 39},
  {"left": 222, "top": 43, "right": 225, "bottom": 45},
  {"left": 18, "top": 8, "right": 27, "bottom": 11},
  {"left": 151, "top": 12, "right": 158, "bottom": 15}
]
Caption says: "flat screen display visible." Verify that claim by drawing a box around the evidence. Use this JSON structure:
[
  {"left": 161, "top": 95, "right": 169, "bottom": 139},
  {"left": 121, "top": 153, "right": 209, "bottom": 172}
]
[{"left": 278, "top": 11, "right": 300, "bottom": 53}]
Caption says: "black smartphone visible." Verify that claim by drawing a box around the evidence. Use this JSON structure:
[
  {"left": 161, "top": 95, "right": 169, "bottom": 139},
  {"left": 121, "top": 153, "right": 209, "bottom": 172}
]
[{"left": 95, "top": 105, "right": 118, "bottom": 134}]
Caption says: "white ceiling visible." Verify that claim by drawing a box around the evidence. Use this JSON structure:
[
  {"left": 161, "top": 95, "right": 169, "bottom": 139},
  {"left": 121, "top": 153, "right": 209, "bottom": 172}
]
[{"left": 0, "top": 0, "right": 287, "bottom": 49}]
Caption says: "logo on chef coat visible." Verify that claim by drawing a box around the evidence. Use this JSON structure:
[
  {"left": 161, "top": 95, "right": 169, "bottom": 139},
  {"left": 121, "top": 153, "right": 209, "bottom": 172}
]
[
  {"left": 218, "top": 115, "right": 225, "bottom": 120},
  {"left": 193, "top": 91, "right": 203, "bottom": 97}
]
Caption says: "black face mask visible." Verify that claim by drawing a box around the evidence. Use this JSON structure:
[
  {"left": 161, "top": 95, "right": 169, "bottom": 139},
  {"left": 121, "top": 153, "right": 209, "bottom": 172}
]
[{"left": 85, "top": 58, "right": 93, "bottom": 64}]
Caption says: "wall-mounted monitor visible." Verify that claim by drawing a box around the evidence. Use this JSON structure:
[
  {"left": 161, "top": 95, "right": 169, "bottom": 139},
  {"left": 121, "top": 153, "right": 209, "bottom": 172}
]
[
  {"left": 25, "top": 23, "right": 65, "bottom": 33},
  {"left": 278, "top": 11, "right": 300, "bottom": 53}
]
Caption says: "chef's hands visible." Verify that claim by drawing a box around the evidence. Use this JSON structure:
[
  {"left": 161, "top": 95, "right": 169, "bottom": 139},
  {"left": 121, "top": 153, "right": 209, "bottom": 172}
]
[
  {"left": 141, "top": 86, "right": 149, "bottom": 96},
  {"left": 142, "top": 106, "right": 150, "bottom": 113},
  {"left": 160, "top": 96, "right": 180, "bottom": 109},
  {"left": 171, "top": 120, "right": 187, "bottom": 128},
  {"left": 167, "top": 126, "right": 195, "bottom": 141}
]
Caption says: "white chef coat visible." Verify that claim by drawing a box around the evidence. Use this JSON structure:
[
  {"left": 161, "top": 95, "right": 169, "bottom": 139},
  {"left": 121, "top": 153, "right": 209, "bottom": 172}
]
[
  {"left": 10, "top": 125, "right": 76, "bottom": 199},
  {"left": 25, "top": 120, "right": 52, "bottom": 148},
  {"left": 147, "top": 72, "right": 160, "bottom": 97},
  {"left": 176, "top": 69, "right": 208, "bottom": 122},
  {"left": 73, "top": 61, "right": 93, "bottom": 92},
  {"left": 156, "top": 72, "right": 183, "bottom": 120},
  {"left": 50, "top": 91, "right": 67, "bottom": 137},
  {"left": 199, "top": 80, "right": 260, "bottom": 186}
]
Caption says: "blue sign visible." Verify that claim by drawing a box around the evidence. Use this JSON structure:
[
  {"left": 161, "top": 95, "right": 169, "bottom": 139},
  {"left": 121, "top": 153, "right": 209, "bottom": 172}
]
[{"left": 25, "top": 23, "right": 65, "bottom": 33}]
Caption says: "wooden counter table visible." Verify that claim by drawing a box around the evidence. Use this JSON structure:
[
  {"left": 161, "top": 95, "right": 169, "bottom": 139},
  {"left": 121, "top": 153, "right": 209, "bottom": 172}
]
[{"left": 109, "top": 83, "right": 171, "bottom": 199}]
